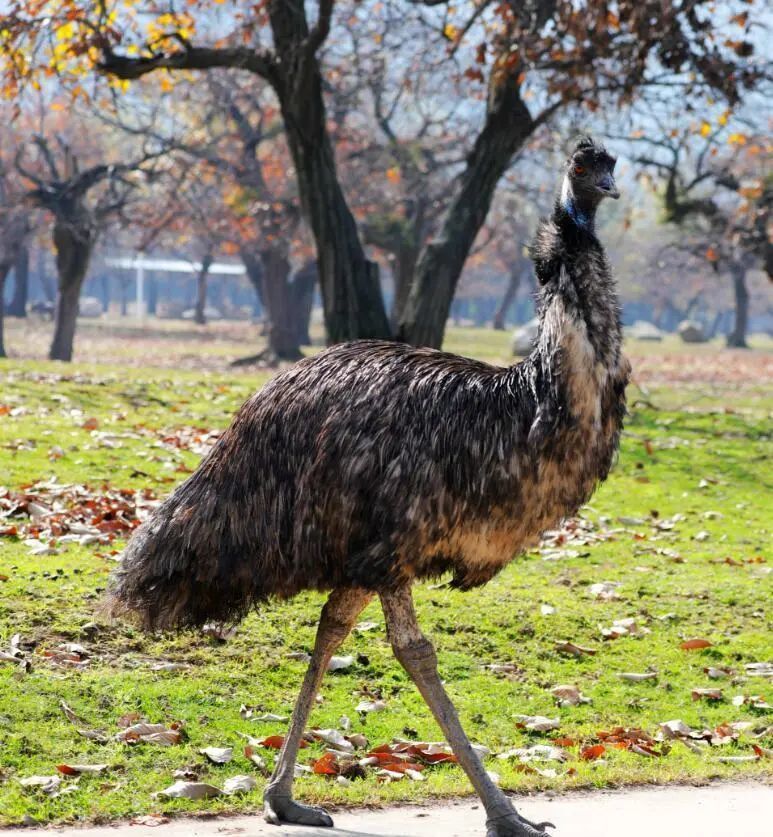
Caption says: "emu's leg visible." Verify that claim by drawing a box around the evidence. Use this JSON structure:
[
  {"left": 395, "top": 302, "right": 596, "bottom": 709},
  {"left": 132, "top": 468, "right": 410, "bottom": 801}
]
[
  {"left": 264, "top": 586, "right": 371, "bottom": 827},
  {"left": 380, "top": 586, "right": 554, "bottom": 837}
]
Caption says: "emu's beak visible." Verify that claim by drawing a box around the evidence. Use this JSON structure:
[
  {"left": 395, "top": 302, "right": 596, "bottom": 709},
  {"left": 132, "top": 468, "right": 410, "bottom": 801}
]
[{"left": 597, "top": 173, "right": 620, "bottom": 199}]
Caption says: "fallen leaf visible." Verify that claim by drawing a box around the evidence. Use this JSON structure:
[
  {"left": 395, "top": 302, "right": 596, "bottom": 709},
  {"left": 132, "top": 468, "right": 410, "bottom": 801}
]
[
  {"left": 19, "top": 775, "right": 62, "bottom": 794},
  {"left": 154, "top": 781, "right": 222, "bottom": 799},
  {"left": 56, "top": 763, "right": 108, "bottom": 775},
  {"left": 732, "top": 694, "right": 771, "bottom": 709},
  {"left": 704, "top": 667, "right": 734, "bottom": 679},
  {"left": 680, "top": 638, "right": 712, "bottom": 650},
  {"left": 328, "top": 655, "right": 354, "bottom": 672},
  {"left": 618, "top": 671, "right": 658, "bottom": 682},
  {"left": 200, "top": 746, "right": 233, "bottom": 764},
  {"left": 201, "top": 623, "right": 236, "bottom": 641},
  {"left": 600, "top": 617, "right": 650, "bottom": 640},
  {"left": 515, "top": 714, "right": 561, "bottom": 732},
  {"left": 243, "top": 746, "right": 268, "bottom": 772},
  {"left": 745, "top": 662, "right": 773, "bottom": 678},
  {"left": 580, "top": 744, "right": 606, "bottom": 761},
  {"left": 691, "top": 688, "right": 723, "bottom": 702},
  {"left": 253, "top": 734, "right": 306, "bottom": 749},
  {"left": 497, "top": 745, "right": 568, "bottom": 763},
  {"left": 222, "top": 775, "right": 257, "bottom": 794},
  {"left": 555, "top": 641, "right": 597, "bottom": 657},
  {"left": 312, "top": 752, "right": 341, "bottom": 775},
  {"left": 129, "top": 815, "right": 169, "bottom": 827},
  {"left": 311, "top": 728, "right": 354, "bottom": 753},
  {"left": 588, "top": 581, "right": 621, "bottom": 600},
  {"left": 355, "top": 699, "right": 387, "bottom": 714},
  {"left": 116, "top": 722, "right": 183, "bottom": 746},
  {"left": 550, "top": 685, "right": 590, "bottom": 706}
]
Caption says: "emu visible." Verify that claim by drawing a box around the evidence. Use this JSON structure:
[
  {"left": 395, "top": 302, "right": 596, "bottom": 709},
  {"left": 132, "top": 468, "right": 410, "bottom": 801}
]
[{"left": 110, "top": 137, "right": 629, "bottom": 837}]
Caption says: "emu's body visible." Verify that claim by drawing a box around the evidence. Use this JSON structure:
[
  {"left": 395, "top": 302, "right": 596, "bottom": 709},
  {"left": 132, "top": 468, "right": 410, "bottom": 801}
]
[{"left": 111, "top": 138, "right": 629, "bottom": 837}]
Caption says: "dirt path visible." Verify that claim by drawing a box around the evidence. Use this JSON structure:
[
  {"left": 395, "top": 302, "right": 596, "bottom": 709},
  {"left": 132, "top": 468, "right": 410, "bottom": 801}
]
[{"left": 6, "top": 782, "right": 771, "bottom": 837}]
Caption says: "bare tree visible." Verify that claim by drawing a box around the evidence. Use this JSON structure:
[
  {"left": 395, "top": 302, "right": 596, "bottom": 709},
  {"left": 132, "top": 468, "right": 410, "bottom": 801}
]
[
  {"left": 628, "top": 115, "right": 771, "bottom": 348},
  {"left": 16, "top": 135, "right": 161, "bottom": 360}
]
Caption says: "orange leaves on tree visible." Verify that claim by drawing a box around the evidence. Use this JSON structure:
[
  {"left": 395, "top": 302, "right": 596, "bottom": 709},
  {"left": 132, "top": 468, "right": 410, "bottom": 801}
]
[{"left": 385, "top": 166, "right": 401, "bottom": 185}]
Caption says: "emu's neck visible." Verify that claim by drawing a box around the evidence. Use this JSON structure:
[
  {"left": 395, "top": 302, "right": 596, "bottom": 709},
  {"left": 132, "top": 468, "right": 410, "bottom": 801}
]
[
  {"left": 559, "top": 176, "right": 599, "bottom": 232},
  {"left": 528, "top": 198, "right": 624, "bottom": 381}
]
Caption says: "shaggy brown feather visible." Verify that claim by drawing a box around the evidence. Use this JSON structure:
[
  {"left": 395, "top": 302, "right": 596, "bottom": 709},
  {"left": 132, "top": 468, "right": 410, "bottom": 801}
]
[{"left": 109, "top": 148, "right": 629, "bottom": 631}]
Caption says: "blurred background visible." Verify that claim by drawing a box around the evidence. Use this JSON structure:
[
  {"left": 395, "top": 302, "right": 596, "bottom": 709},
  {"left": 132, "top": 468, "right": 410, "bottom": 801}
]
[{"left": 0, "top": 0, "right": 770, "bottom": 368}]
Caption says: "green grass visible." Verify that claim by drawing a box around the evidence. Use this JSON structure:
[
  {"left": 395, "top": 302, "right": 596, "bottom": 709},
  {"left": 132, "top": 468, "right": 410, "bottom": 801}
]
[{"left": 0, "top": 334, "right": 771, "bottom": 826}]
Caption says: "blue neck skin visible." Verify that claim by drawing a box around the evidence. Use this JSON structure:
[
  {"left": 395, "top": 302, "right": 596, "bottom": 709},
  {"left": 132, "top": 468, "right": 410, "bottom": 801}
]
[{"left": 560, "top": 177, "right": 596, "bottom": 232}]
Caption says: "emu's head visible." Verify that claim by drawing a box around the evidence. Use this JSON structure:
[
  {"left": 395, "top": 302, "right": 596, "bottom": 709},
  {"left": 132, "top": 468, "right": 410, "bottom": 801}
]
[{"left": 562, "top": 137, "right": 619, "bottom": 206}]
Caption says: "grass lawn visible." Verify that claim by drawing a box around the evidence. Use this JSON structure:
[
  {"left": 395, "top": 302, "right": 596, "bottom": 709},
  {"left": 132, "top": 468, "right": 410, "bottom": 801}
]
[{"left": 0, "top": 324, "right": 771, "bottom": 825}]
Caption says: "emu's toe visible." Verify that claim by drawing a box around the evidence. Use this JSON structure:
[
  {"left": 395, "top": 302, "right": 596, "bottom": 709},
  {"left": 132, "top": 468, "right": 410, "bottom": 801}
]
[
  {"left": 263, "top": 794, "right": 334, "bottom": 827},
  {"left": 486, "top": 811, "right": 555, "bottom": 837}
]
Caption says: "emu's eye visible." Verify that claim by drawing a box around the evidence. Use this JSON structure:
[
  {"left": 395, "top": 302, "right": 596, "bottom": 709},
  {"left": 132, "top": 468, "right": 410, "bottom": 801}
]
[{"left": 574, "top": 164, "right": 586, "bottom": 175}]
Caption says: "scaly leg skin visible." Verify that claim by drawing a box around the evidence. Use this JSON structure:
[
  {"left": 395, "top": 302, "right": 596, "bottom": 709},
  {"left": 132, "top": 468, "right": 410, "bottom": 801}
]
[
  {"left": 381, "top": 586, "right": 556, "bottom": 837},
  {"left": 263, "top": 586, "right": 372, "bottom": 827}
]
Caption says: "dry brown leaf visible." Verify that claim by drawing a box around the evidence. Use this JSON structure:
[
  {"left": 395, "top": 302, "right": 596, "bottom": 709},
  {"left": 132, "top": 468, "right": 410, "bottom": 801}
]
[
  {"left": 680, "top": 638, "right": 712, "bottom": 650},
  {"left": 116, "top": 721, "right": 183, "bottom": 746},
  {"left": 550, "top": 685, "right": 590, "bottom": 706},
  {"left": 555, "top": 641, "right": 597, "bottom": 657},
  {"left": 691, "top": 688, "right": 723, "bottom": 701},
  {"left": 515, "top": 714, "right": 560, "bottom": 732}
]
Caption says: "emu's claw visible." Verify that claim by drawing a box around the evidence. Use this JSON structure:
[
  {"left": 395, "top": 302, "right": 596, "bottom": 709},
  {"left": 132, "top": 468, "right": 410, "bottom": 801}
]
[
  {"left": 263, "top": 793, "right": 334, "bottom": 827},
  {"left": 486, "top": 810, "right": 555, "bottom": 837}
]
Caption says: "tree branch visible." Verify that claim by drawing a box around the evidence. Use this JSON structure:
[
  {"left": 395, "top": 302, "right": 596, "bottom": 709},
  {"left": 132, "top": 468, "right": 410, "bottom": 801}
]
[{"left": 98, "top": 45, "right": 278, "bottom": 85}]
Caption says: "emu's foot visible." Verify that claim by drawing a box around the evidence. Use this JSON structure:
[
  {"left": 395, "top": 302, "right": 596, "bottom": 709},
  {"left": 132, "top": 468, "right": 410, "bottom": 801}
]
[
  {"left": 263, "top": 793, "right": 334, "bottom": 827},
  {"left": 486, "top": 808, "right": 555, "bottom": 837}
]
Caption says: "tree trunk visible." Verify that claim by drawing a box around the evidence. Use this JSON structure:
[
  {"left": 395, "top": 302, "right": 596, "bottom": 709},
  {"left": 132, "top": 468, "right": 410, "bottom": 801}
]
[
  {"left": 7, "top": 246, "right": 29, "bottom": 317},
  {"left": 242, "top": 249, "right": 264, "bottom": 312},
  {"left": 397, "top": 76, "right": 534, "bottom": 348},
  {"left": 0, "top": 265, "right": 8, "bottom": 358},
  {"left": 391, "top": 245, "right": 420, "bottom": 330},
  {"left": 726, "top": 263, "right": 749, "bottom": 348},
  {"left": 262, "top": 247, "right": 302, "bottom": 360},
  {"left": 707, "top": 309, "right": 724, "bottom": 339},
  {"left": 269, "top": 0, "right": 390, "bottom": 344},
  {"left": 99, "top": 273, "right": 111, "bottom": 312},
  {"left": 194, "top": 252, "right": 213, "bottom": 325},
  {"left": 234, "top": 248, "right": 302, "bottom": 364},
  {"left": 291, "top": 259, "right": 317, "bottom": 345},
  {"left": 49, "top": 221, "right": 94, "bottom": 362},
  {"left": 493, "top": 266, "right": 522, "bottom": 330},
  {"left": 38, "top": 250, "right": 56, "bottom": 303}
]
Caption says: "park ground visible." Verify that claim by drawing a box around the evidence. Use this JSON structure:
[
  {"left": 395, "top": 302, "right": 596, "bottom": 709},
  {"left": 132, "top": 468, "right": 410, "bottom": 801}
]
[{"left": 0, "top": 318, "right": 771, "bottom": 827}]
